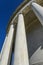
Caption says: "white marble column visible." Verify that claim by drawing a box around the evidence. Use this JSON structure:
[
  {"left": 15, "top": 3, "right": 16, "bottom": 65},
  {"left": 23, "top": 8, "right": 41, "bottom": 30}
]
[
  {"left": 31, "top": 2, "right": 43, "bottom": 25},
  {"left": 0, "top": 35, "right": 8, "bottom": 60},
  {"left": 1, "top": 24, "right": 14, "bottom": 65},
  {"left": 0, "top": 53, "right": 1, "bottom": 61},
  {"left": 14, "top": 14, "right": 29, "bottom": 65}
]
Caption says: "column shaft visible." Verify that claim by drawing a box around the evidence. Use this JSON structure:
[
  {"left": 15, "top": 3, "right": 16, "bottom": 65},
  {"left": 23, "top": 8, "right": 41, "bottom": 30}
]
[
  {"left": 1, "top": 24, "right": 14, "bottom": 65},
  {"left": 14, "top": 14, "right": 29, "bottom": 65},
  {"left": 0, "top": 53, "right": 1, "bottom": 62},
  {"left": 1, "top": 35, "right": 8, "bottom": 60},
  {"left": 31, "top": 2, "right": 43, "bottom": 25}
]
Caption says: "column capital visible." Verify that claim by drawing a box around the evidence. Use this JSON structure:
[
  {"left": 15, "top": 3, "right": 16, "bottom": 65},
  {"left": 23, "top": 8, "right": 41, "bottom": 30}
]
[
  {"left": 29, "top": 0, "right": 36, "bottom": 6},
  {"left": 18, "top": 13, "right": 23, "bottom": 16},
  {"left": 10, "top": 23, "right": 15, "bottom": 28},
  {"left": 17, "top": 12, "right": 23, "bottom": 17}
]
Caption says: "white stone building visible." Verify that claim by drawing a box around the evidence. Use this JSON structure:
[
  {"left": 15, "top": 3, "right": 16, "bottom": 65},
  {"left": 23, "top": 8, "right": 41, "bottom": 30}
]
[{"left": 0, "top": 0, "right": 43, "bottom": 65}]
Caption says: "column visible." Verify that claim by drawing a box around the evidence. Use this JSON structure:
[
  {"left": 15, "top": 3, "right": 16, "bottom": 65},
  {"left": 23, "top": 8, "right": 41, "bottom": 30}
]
[
  {"left": 14, "top": 14, "right": 29, "bottom": 65},
  {"left": 0, "top": 53, "right": 1, "bottom": 61},
  {"left": 1, "top": 24, "right": 14, "bottom": 65},
  {"left": 31, "top": 2, "right": 43, "bottom": 25},
  {"left": 0, "top": 35, "right": 8, "bottom": 60}
]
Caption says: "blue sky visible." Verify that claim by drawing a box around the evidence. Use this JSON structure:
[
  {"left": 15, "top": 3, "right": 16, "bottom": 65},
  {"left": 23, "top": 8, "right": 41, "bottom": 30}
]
[{"left": 0, "top": 0, "right": 23, "bottom": 52}]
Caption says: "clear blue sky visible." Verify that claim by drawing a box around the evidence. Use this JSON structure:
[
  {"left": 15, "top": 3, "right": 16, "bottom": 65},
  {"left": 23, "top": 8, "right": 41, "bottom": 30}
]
[{"left": 0, "top": 0, "right": 23, "bottom": 52}]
